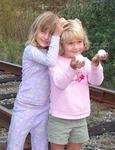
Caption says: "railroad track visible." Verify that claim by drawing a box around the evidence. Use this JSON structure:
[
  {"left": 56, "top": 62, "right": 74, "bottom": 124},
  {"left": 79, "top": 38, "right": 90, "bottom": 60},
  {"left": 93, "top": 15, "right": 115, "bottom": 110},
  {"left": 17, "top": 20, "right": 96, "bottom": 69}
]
[
  {"left": 0, "top": 61, "right": 31, "bottom": 149},
  {"left": 0, "top": 60, "right": 115, "bottom": 150}
]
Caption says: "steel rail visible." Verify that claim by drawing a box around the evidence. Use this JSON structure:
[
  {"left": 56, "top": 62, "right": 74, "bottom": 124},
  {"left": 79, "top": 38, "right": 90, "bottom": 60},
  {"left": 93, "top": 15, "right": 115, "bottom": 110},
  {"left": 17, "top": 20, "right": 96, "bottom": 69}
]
[
  {"left": 89, "top": 85, "right": 115, "bottom": 108},
  {"left": 0, "top": 60, "right": 115, "bottom": 108},
  {"left": 0, "top": 60, "right": 22, "bottom": 76}
]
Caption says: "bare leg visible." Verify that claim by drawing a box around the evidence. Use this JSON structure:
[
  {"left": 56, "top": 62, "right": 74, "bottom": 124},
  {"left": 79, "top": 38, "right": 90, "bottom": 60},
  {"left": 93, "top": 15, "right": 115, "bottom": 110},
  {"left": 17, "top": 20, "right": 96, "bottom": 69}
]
[
  {"left": 67, "top": 143, "right": 81, "bottom": 150},
  {"left": 50, "top": 143, "right": 65, "bottom": 150}
]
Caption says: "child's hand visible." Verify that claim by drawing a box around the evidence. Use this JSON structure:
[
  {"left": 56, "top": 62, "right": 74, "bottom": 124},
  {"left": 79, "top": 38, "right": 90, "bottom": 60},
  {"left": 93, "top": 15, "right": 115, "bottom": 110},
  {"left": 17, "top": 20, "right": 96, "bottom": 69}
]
[
  {"left": 73, "top": 18, "right": 82, "bottom": 25},
  {"left": 91, "top": 50, "right": 108, "bottom": 67},
  {"left": 70, "top": 57, "right": 85, "bottom": 70},
  {"left": 53, "top": 18, "right": 70, "bottom": 36},
  {"left": 69, "top": 18, "right": 82, "bottom": 26}
]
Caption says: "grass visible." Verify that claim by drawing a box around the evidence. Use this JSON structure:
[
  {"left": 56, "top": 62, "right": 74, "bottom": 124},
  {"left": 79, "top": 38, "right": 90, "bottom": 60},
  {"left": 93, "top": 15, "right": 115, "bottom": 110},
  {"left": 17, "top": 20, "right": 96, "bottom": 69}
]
[{"left": 0, "top": 39, "right": 24, "bottom": 64}]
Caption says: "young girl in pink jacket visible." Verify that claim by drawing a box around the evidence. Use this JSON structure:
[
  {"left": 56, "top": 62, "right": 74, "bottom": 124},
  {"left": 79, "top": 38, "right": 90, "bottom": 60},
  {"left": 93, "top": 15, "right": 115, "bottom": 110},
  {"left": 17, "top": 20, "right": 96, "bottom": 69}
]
[{"left": 48, "top": 20, "right": 108, "bottom": 150}]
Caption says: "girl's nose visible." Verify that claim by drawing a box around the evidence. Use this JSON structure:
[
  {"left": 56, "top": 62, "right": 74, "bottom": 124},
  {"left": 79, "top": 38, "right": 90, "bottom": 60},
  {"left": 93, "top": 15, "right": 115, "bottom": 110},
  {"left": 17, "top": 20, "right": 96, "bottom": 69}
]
[
  {"left": 44, "top": 32, "right": 50, "bottom": 40},
  {"left": 44, "top": 34, "right": 49, "bottom": 39},
  {"left": 74, "top": 43, "right": 78, "bottom": 49}
]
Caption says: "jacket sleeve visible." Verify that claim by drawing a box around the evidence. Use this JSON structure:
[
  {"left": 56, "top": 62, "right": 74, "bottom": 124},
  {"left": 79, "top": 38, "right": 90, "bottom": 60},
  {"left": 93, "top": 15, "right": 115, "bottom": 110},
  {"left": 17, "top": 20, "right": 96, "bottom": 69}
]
[
  {"left": 86, "top": 58, "right": 104, "bottom": 85},
  {"left": 24, "top": 36, "right": 60, "bottom": 67},
  {"left": 49, "top": 63, "right": 76, "bottom": 90}
]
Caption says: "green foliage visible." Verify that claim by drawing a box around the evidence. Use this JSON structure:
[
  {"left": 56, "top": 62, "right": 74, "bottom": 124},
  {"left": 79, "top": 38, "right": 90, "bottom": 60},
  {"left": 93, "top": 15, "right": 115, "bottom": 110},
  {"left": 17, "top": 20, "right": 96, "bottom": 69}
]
[
  {"left": 0, "top": 0, "right": 114, "bottom": 89},
  {"left": 59, "top": 0, "right": 115, "bottom": 90},
  {"left": 0, "top": 0, "right": 68, "bottom": 63},
  {"left": 0, "top": 39, "right": 24, "bottom": 64},
  {"left": 0, "top": 0, "right": 68, "bottom": 40},
  {"left": 0, "top": 0, "right": 38, "bottom": 41}
]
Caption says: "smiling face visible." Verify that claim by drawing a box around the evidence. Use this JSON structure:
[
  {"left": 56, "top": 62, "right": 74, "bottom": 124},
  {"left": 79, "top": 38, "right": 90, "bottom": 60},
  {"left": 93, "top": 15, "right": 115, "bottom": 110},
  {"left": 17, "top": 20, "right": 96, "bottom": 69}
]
[
  {"left": 62, "top": 39, "right": 84, "bottom": 58},
  {"left": 36, "top": 28, "right": 52, "bottom": 48},
  {"left": 26, "top": 11, "right": 58, "bottom": 47},
  {"left": 60, "top": 20, "right": 90, "bottom": 58}
]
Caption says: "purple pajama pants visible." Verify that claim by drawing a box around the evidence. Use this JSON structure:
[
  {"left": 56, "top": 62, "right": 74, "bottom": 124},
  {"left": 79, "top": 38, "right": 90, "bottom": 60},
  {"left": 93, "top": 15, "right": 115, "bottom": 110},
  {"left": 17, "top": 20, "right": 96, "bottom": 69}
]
[{"left": 7, "top": 100, "right": 49, "bottom": 150}]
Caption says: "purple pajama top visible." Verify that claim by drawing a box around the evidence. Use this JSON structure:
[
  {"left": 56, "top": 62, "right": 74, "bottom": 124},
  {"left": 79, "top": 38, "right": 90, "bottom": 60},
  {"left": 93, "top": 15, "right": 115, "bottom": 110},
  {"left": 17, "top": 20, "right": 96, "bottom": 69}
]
[{"left": 16, "top": 36, "right": 60, "bottom": 106}]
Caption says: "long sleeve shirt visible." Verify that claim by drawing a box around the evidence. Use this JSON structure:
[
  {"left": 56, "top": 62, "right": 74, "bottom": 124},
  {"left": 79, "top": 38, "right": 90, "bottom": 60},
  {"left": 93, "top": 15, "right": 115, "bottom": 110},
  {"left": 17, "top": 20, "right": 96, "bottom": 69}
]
[
  {"left": 16, "top": 36, "right": 60, "bottom": 106},
  {"left": 49, "top": 56, "right": 104, "bottom": 119}
]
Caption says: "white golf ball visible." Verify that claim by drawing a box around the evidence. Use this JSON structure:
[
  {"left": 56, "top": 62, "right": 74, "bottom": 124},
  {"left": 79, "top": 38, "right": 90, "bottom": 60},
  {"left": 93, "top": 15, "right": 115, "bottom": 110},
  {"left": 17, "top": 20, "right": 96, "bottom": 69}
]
[
  {"left": 97, "top": 49, "right": 106, "bottom": 57},
  {"left": 75, "top": 54, "right": 85, "bottom": 62}
]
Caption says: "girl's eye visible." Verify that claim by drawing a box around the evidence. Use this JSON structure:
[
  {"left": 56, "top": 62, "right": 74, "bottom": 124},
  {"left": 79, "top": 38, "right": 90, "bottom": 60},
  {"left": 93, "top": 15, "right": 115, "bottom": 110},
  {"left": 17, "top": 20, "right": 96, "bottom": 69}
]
[
  {"left": 41, "top": 29, "right": 52, "bottom": 36},
  {"left": 78, "top": 40, "right": 83, "bottom": 43},
  {"left": 40, "top": 30, "right": 46, "bottom": 34},
  {"left": 41, "top": 31, "right": 52, "bottom": 37},
  {"left": 68, "top": 42, "right": 74, "bottom": 45}
]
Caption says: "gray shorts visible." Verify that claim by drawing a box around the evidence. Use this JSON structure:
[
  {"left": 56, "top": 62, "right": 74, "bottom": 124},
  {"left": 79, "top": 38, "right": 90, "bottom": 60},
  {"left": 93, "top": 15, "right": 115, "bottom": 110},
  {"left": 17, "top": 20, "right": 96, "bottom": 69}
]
[{"left": 48, "top": 115, "right": 89, "bottom": 145}]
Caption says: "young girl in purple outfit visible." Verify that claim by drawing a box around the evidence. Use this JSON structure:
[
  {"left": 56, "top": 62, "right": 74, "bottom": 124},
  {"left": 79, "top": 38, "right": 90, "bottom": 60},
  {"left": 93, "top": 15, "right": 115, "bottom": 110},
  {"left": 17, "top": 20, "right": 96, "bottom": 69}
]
[{"left": 7, "top": 11, "right": 69, "bottom": 150}]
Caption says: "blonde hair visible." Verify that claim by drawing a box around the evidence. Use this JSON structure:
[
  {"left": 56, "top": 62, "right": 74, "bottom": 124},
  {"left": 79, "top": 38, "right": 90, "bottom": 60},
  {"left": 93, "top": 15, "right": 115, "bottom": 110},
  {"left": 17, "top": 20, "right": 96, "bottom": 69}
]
[
  {"left": 60, "top": 20, "right": 90, "bottom": 55},
  {"left": 26, "top": 11, "right": 58, "bottom": 46}
]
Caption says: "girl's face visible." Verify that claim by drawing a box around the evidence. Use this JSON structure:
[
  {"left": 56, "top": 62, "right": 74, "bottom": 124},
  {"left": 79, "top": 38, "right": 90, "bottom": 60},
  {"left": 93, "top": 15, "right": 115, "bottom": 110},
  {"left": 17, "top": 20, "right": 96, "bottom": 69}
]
[
  {"left": 62, "top": 39, "right": 85, "bottom": 58},
  {"left": 36, "top": 29, "right": 52, "bottom": 48}
]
